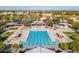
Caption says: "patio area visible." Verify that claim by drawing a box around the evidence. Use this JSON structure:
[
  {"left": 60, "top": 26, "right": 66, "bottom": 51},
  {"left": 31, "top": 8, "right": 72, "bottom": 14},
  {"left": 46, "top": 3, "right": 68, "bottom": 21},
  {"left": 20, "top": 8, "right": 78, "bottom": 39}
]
[{"left": 5, "top": 24, "right": 72, "bottom": 45}]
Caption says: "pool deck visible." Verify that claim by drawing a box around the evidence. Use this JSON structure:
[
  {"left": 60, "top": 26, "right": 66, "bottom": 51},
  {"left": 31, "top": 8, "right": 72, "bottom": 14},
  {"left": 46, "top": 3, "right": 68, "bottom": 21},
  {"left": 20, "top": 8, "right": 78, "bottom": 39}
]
[
  {"left": 5, "top": 25, "right": 72, "bottom": 45},
  {"left": 30, "top": 26, "right": 72, "bottom": 43},
  {"left": 4, "top": 25, "right": 30, "bottom": 44}
]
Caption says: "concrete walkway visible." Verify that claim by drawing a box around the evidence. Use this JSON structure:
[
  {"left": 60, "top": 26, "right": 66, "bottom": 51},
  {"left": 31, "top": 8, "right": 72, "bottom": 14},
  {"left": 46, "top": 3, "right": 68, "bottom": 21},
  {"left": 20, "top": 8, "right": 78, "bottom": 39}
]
[{"left": 26, "top": 47, "right": 55, "bottom": 53}]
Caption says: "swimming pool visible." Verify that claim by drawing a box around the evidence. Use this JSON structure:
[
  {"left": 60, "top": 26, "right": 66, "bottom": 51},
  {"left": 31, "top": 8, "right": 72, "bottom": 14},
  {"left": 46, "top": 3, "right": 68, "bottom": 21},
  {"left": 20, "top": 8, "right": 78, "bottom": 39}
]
[{"left": 20, "top": 31, "right": 58, "bottom": 47}]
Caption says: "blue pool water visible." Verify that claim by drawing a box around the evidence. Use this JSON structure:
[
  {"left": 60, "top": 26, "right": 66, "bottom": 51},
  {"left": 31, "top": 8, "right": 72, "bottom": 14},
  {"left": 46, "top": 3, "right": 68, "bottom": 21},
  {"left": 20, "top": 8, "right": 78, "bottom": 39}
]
[{"left": 20, "top": 31, "right": 58, "bottom": 47}]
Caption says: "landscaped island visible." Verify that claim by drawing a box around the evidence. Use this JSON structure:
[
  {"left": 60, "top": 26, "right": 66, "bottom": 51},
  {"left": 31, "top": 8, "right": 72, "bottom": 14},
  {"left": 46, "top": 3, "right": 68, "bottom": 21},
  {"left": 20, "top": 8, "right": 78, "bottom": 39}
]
[{"left": 0, "top": 10, "right": 79, "bottom": 53}]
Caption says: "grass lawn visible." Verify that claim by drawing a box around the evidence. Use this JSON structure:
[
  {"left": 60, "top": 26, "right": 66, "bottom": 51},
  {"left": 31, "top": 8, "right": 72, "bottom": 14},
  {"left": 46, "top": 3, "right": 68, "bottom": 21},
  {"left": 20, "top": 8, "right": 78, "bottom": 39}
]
[
  {"left": 6, "top": 32, "right": 14, "bottom": 36},
  {"left": 1, "top": 32, "right": 14, "bottom": 38},
  {"left": 0, "top": 32, "right": 14, "bottom": 41},
  {"left": 9, "top": 26, "right": 19, "bottom": 30},
  {"left": 64, "top": 32, "right": 79, "bottom": 40}
]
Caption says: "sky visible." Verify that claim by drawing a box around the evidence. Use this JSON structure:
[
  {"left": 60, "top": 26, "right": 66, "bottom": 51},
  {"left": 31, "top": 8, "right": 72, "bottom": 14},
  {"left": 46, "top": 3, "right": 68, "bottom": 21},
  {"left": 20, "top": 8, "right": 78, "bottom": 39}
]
[{"left": 0, "top": 6, "right": 79, "bottom": 10}]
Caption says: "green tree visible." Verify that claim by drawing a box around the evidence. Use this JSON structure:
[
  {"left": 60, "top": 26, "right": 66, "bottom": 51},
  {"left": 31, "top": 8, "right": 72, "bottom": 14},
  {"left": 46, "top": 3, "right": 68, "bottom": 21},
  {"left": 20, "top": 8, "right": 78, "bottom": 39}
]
[
  {"left": 72, "top": 21, "right": 79, "bottom": 29},
  {"left": 0, "top": 26, "right": 4, "bottom": 31},
  {"left": 23, "top": 21, "right": 29, "bottom": 27},
  {"left": 46, "top": 19, "right": 53, "bottom": 27},
  {"left": 1, "top": 32, "right": 9, "bottom": 40},
  {"left": 76, "top": 29, "right": 79, "bottom": 34},
  {"left": 4, "top": 14, "right": 14, "bottom": 22},
  {"left": 0, "top": 42, "right": 6, "bottom": 51},
  {"left": 27, "top": 19, "right": 33, "bottom": 23},
  {"left": 60, "top": 43, "right": 68, "bottom": 51},
  {"left": 67, "top": 19, "right": 73, "bottom": 24},
  {"left": 11, "top": 44, "right": 20, "bottom": 52},
  {"left": 63, "top": 32, "right": 79, "bottom": 52},
  {"left": 31, "top": 14, "right": 41, "bottom": 20}
]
